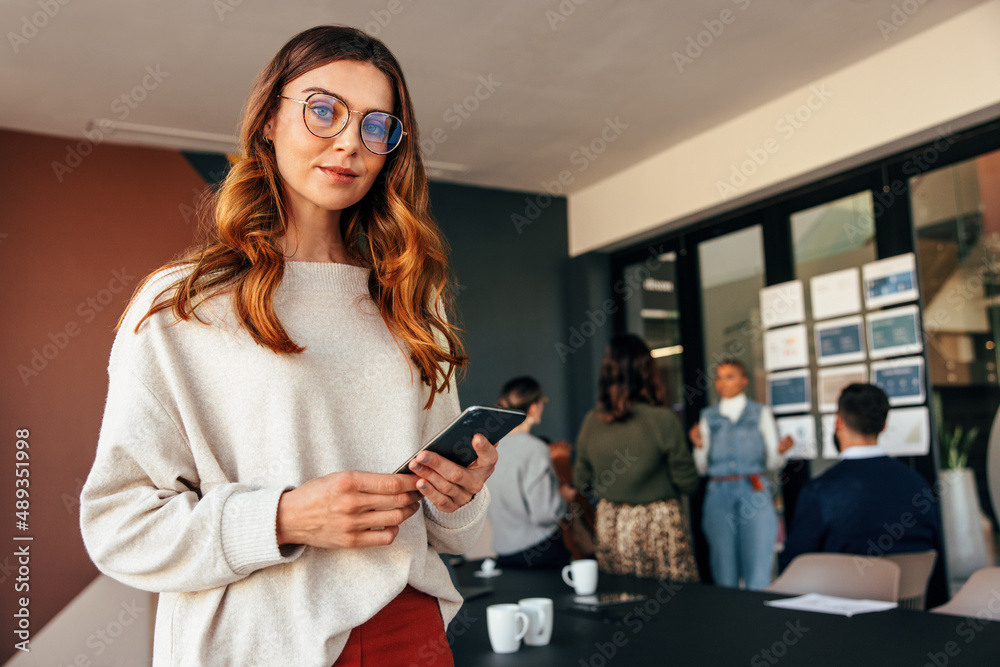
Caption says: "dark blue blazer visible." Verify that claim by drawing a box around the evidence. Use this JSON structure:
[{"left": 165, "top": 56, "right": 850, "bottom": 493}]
[{"left": 779, "top": 455, "right": 940, "bottom": 571}]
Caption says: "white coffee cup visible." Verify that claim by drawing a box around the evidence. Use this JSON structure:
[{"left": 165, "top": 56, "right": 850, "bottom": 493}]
[
  {"left": 487, "top": 603, "right": 529, "bottom": 654},
  {"left": 562, "top": 559, "right": 598, "bottom": 595},
  {"left": 518, "top": 597, "right": 554, "bottom": 646}
]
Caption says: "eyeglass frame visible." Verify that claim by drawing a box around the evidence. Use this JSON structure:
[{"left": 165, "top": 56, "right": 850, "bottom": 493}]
[{"left": 275, "top": 93, "right": 407, "bottom": 155}]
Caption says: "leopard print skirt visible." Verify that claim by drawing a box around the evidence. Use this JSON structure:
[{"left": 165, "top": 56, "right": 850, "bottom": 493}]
[{"left": 595, "top": 498, "right": 700, "bottom": 582}]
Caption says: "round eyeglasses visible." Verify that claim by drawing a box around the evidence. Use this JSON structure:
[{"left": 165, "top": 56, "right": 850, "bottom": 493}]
[{"left": 277, "top": 93, "right": 406, "bottom": 155}]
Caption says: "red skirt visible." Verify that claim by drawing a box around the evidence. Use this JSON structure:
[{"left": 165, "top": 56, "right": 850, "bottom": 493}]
[{"left": 333, "top": 585, "right": 454, "bottom": 666}]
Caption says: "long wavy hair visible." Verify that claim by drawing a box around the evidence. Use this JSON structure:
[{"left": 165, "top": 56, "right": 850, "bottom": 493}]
[
  {"left": 126, "top": 26, "right": 466, "bottom": 407},
  {"left": 597, "top": 334, "right": 666, "bottom": 423}
]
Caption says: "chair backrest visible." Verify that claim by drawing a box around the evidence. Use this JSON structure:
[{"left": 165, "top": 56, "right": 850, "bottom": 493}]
[
  {"left": 766, "top": 553, "right": 900, "bottom": 602},
  {"left": 882, "top": 550, "right": 938, "bottom": 610},
  {"left": 930, "top": 567, "right": 1000, "bottom": 619}
]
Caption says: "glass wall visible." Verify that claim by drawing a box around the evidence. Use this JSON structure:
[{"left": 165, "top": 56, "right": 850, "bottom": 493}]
[
  {"left": 698, "top": 226, "right": 766, "bottom": 402},
  {"left": 913, "top": 148, "right": 1000, "bottom": 531},
  {"left": 790, "top": 191, "right": 878, "bottom": 474},
  {"left": 622, "top": 251, "right": 685, "bottom": 416}
]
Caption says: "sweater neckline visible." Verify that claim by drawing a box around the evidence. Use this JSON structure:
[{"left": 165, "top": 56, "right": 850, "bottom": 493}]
[{"left": 280, "top": 261, "right": 370, "bottom": 294}]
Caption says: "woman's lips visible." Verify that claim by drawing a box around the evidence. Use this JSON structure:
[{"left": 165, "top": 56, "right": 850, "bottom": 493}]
[{"left": 319, "top": 166, "right": 358, "bottom": 183}]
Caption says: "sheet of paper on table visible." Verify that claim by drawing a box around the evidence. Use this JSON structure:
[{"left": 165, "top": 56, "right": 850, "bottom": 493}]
[{"left": 764, "top": 593, "right": 898, "bottom": 617}]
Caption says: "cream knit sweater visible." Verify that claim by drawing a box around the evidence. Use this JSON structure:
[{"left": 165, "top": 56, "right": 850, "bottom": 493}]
[{"left": 80, "top": 261, "right": 488, "bottom": 666}]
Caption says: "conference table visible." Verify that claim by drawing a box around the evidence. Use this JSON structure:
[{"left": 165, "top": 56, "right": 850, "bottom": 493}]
[{"left": 447, "top": 560, "right": 1000, "bottom": 666}]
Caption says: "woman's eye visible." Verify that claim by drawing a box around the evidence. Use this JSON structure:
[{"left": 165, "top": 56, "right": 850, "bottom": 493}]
[{"left": 311, "top": 105, "right": 333, "bottom": 120}]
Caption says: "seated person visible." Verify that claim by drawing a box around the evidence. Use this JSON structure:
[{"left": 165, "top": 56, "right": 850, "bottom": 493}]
[
  {"left": 486, "top": 377, "right": 574, "bottom": 568},
  {"left": 779, "top": 383, "right": 940, "bottom": 570}
]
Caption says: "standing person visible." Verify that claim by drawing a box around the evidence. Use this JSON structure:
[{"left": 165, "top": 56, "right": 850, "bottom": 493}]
[
  {"left": 487, "top": 376, "right": 574, "bottom": 568},
  {"left": 689, "top": 359, "right": 794, "bottom": 590},
  {"left": 79, "top": 26, "right": 496, "bottom": 667},
  {"left": 573, "top": 334, "right": 700, "bottom": 581},
  {"left": 779, "top": 383, "right": 940, "bottom": 570}
]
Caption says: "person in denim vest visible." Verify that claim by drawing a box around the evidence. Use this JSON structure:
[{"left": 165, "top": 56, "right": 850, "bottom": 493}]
[{"left": 689, "top": 359, "right": 793, "bottom": 590}]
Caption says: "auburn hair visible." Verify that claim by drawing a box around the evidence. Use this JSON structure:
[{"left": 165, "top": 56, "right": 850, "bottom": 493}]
[
  {"left": 126, "top": 25, "right": 466, "bottom": 407},
  {"left": 597, "top": 334, "right": 666, "bottom": 423}
]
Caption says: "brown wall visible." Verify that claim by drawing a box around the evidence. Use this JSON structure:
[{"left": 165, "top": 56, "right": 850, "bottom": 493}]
[{"left": 1, "top": 129, "right": 205, "bottom": 662}]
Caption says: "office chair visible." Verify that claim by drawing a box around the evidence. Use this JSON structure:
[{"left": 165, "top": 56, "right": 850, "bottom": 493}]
[
  {"left": 766, "top": 553, "right": 900, "bottom": 602},
  {"left": 930, "top": 567, "right": 1000, "bottom": 620},
  {"left": 882, "top": 550, "right": 937, "bottom": 610}
]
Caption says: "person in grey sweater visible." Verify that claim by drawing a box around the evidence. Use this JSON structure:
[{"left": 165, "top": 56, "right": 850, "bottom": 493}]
[
  {"left": 80, "top": 26, "right": 493, "bottom": 667},
  {"left": 486, "top": 377, "right": 575, "bottom": 568}
]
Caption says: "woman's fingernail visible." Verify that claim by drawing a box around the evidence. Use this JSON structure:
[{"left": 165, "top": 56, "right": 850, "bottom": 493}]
[
  {"left": 411, "top": 462, "right": 422, "bottom": 471},
  {"left": 418, "top": 454, "right": 430, "bottom": 464}
]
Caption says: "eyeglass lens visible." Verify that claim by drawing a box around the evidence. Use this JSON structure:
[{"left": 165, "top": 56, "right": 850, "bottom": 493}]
[{"left": 304, "top": 94, "right": 403, "bottom": 154}]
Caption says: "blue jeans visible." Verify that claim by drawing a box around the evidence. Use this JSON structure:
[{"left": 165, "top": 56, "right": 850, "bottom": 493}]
[{"left": 702, "top": 478, "right": 777, "bottom": 590}]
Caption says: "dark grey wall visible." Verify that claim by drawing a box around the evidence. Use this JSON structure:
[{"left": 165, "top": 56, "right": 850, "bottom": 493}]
[{"left": 430, "top": 180, "right": 610, "bottom": 444}]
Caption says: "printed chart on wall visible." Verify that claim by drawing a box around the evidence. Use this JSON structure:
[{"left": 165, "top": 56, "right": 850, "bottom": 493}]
[
  {"left": 759, "top": 280, "right": 805, "bottom": 329},
  {"left": 767, "top": 369, "right": 811, "bottom": 414},
  {"left": 862, "top": 253, "right": 918, "bottom": 310},
  {"left": 763, "top": 324, "right": 809, "bottom": 372},
  {"left": 776, "top": 415, "right": 818, "bottom": 459},
  {"left": 814, "top": 315, "right": 866, "bottom": 366},
  {"left": 878, "top": 406, "right": 930, "bottom": 456}
]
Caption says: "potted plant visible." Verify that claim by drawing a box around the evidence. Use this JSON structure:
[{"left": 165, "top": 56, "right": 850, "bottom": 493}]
[{"left": 937, "top": 421, "right": 988, "bottom": 581}]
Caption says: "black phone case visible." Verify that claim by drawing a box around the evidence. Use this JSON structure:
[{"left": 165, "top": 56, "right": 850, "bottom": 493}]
[{"left": 394, "top": 406, "right": 525, "bottom": 474}]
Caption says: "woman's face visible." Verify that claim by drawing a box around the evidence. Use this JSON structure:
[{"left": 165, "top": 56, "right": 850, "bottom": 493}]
[
  {"left": 264, "top": 60, "right": 395, "bottom": 222},
  {"left": 714, "top": 364, "right": 749, "bottom": 399}
]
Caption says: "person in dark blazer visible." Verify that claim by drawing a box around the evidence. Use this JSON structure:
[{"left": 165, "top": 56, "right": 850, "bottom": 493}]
[{"left": 779, "top": 383, "right": 940, "bottom": 571}]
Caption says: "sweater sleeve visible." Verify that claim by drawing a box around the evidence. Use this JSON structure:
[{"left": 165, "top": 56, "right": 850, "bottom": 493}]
[
  {"left": 759, "top": 405, "right": 788, "bottom": 472},
  {"left": 80, "top": 366, "right": 304, "bottom": 594},
  {"left": 572, "top": 413, "right": 595, "bottom": 492},
  {"left": 659, "top": 410, "right": 699, "bottom": 496},
  {"left": 693, "top": 415, "right": 710, "bottom": 476},
  {"left": 418, "top": 373, "right": 489, "bottom": 554}
]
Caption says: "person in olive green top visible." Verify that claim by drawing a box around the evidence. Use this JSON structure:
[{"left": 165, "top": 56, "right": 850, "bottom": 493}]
[{"left": 573, "top": 334, "right": 700, "bottom": 581}]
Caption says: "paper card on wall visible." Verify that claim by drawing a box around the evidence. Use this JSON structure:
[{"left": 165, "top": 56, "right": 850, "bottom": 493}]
[
  {"left": 760, "top": 281, "right": 805, "bottom": 329},
  {"left": 866, "top": 305, "right": 923, "bottom": 359},
  {"left": 767, "top": 369, "right": 811, "bottom": 414},
  {"left": 814, "top": 315, "right": 867, "bottom": 367},
  {"left": 821, "top": 414, "right": 838, "bottom": 459},
  {"left": 763, "top": 324, "right": 809, "bottom": 371},
  {"left": 776, "top": 415, "right": 818, "bottom": 460},
  {"left": 862, "top": 253, "right": 919, "bottom": 309},
  {"left": 810, "top": 268, "right": 862, "bottom": 320},
  {"left": 870, "top": 357, "right": 926, "bottom": 406},
  {"left": 817, "top": 364, "right": 869, "bottom": 412},
  {"left": 878, "top": 406, "right": 930, "bottom": 457}
]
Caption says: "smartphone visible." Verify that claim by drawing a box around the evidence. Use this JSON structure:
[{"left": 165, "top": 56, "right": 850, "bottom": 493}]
[
  {"left": 393, "top": 405, "right": 526, "bottom": 474},
  {"left": 571, "top": 592, "right": 648, "bottom": 610}
]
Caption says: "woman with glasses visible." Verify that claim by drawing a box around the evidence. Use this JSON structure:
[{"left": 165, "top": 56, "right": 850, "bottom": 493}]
[
  {"left": 573, "top": 334, "right": 700, "bottom": 581},
  {"left": 486, "top": 377, "right": 575, "bottom": 569},
  {"left": 80, "top": 26, "right": 493, "bottom": 666}
]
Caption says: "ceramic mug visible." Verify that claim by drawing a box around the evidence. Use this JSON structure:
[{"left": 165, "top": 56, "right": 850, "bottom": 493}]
[
  {"left": 518, "top": 597, "right": 554, "bottom": 646},
  {"left": 487, "top": 603, "right": 529, "bottom": 654},
  {"left": 561, "top": 559, "right": 598, "bottom": 595}
]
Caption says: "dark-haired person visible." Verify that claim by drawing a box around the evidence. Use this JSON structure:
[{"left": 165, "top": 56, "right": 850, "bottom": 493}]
[
  {"left": 486, "top": 377, "right": 574, "bottom": 568},
  {"left": 689, "top": 359, "right": 794, "bottom": 590},
  {"left": 573, "top": 335, "right": 700, "bottom": 581},
  {"left": 80, "top": 26, "right": 494, "bottom": 666},
  {"left": 778, "top": 383, "right": 940, "bottom": 570}
]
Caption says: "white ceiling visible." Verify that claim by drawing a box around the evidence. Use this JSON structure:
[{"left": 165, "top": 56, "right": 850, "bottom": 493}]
[{"left": 0, "top": 0, "right": 989, "bottom": 193}]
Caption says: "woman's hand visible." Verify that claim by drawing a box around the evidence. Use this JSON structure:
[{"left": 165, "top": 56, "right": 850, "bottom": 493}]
[
  {"left": 276, "top": 471, "right": 422, "bottom": 549},
  {"left": 778, "top": 434, "right": 795, "bottom": 454},
  {"left": 408, "top": 433, "right": 497, "bottom": 513},
  {"left": 688, "top": 423, "right": 704, "bottom": 449}
]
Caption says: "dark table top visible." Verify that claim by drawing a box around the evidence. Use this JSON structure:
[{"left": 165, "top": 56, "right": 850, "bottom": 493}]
[{"left": 447, "top": 561, "right": 1000, "bottom": 666}]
